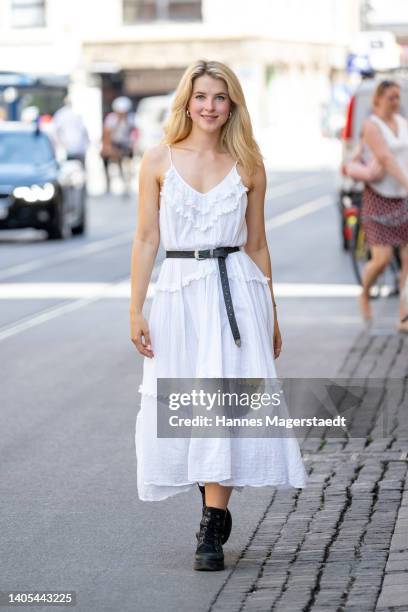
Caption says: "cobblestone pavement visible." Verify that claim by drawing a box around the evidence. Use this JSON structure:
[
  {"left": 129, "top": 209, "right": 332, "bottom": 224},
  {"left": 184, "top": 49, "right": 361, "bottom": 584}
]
[{"left": 208, "top": 331, "right": 408, "bottom": 612}]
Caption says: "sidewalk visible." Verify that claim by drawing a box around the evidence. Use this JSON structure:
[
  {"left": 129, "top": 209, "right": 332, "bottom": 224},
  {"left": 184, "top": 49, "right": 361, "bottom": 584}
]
[{"left": 208, "top": 321, "right": 408, "bottom": 612}]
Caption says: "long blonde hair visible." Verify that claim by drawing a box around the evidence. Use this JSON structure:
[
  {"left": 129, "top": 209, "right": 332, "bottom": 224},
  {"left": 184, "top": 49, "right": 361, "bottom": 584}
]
[{"left": 160, "top": 59, "right": 264, "bottom": 177}]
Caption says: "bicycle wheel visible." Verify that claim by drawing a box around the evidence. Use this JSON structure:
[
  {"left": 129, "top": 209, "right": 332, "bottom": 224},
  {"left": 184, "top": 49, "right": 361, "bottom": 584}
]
[
  {"left": 350, "top": 222, "right": 399, "bottom": 297},
  {"left": 388, "top": 253, "right": 400, "bottom": 297},
  {"left": 350, "top": 222, "right": 371, "bottom": 286}
]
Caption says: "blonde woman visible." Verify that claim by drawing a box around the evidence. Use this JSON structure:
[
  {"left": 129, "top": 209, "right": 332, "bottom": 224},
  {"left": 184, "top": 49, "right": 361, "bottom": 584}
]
[
  {"left": 130, "top": 60, "right": 308, "bottom": 571},
  {"left": 358, "top": 80, "right": 408, "bottom": 331}
]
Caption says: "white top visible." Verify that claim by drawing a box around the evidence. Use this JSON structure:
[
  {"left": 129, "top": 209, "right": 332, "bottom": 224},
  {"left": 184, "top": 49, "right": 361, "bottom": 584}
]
[
  {"left": 158, "top": 144, "right": 249, "bottom": 250},
  {"left": 103, "top": 112, "right": 135, "bottom": 146},
  {"left": 52, "top": 106, "right": 89, "bottom": 156},
  {"left": 367, "top": 113, "right": 408, "bottom": 198}
]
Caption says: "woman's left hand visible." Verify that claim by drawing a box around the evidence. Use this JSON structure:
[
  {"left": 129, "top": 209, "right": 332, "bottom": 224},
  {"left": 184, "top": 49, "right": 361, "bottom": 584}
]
[{"left": 273, "top": 318, "right": 282, "bottom": 359}]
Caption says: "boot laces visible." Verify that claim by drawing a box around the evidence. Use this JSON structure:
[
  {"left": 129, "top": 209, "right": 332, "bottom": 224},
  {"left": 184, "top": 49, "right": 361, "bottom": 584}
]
[{"left": 198, "top": 509, "right": 225, "bottom": 545}]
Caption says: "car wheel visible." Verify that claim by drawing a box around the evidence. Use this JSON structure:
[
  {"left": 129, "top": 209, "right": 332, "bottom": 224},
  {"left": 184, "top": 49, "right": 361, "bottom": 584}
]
[
  {"left": 46, "top": 202, "right": 72, "bottom": 240},
  {"left": 72, "top": 189, "right": 87, "bottom": 235}
]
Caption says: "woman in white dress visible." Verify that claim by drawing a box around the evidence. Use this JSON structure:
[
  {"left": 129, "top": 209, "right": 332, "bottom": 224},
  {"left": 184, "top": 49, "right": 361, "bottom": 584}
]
[{"left": 130, "top": 59, "right": 308, "bottom": 571}]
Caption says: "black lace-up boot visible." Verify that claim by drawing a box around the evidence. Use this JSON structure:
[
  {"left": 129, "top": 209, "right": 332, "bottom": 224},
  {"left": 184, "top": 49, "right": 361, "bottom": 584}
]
[
  {"left": 194, "top": 506, "right": 226, "bottom": 571},
  {"left": 196, "top": 484, "right": 232, "bottom": 544}
]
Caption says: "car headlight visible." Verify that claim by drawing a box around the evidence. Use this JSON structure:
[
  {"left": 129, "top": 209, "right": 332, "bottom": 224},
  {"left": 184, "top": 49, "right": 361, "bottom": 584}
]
[{"left": 13, "top": 183, "right": 56, "bottom": 203}]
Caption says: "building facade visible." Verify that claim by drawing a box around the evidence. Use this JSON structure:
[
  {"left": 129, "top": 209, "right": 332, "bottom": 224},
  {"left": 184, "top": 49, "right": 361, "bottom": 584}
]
[
  {"left": 361, "top": 0, "right": 408, "bottom": 64},
  {"left": 0, "top": 0, "right": 361, "bottom": 141}
]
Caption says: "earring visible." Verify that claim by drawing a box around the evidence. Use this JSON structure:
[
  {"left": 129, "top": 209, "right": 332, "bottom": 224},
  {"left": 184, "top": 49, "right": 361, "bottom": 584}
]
[
  {"left": 186, "top": 109, "right": 191, "bottom": 117},
  {"left": 229, "top": 111, "right": 232, "bottom": 119}
]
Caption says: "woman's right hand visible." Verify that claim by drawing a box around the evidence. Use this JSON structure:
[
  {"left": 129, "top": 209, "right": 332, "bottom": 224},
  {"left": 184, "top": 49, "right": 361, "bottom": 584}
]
[{"left": 130, "top": 312, "right": 154, "bottom": 358}]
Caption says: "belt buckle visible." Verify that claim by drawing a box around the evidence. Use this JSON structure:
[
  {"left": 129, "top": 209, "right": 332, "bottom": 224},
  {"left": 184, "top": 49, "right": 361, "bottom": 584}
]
[{"left": 194, "top": 249, "right": 214, "bottom": 260}]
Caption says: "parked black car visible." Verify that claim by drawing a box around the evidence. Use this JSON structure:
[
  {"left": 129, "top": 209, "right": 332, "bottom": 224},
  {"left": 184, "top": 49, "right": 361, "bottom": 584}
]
[{"left": 0, "top": 122, "right": 86, "bottom": 239}]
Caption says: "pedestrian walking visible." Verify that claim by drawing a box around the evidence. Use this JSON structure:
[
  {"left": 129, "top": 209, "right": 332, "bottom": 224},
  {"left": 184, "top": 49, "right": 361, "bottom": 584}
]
[
  {"left": 356, "top": 80, "right": 408, "bottom": 332},
  {"left": 130, "top": 59, "right": 308, "bottom": 571},
  {"left": 101, "top": 96, "right": 135, "bottom": 194},
  {"left": 52, "top": 97, "right": 89, "bottom": 166}
]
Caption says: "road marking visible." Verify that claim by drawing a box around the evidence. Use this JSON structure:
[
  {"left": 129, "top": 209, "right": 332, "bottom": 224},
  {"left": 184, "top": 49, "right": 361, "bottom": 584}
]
[
  {"left": 0, "top": 281, "right": 361, "bottom": 342},
  {"left": 0, "top": 295, "right": 396, "bottom": 342},
  {"left": 0, "top": 277, "right": 129, "bottom": 342},
  {"left": 0, "top": 297, "right": 100, "bottom": 342},
  {"left": 0, "top": 231, "right": 134, "bottom": 281},
  {"left": 0, "top": 281, "right": 364, "bottom": 300},
  {"left": 0, "top": 188, "right": 334, "bottom": 340},
  {"left": 0, "top": 283, "right": 114, "bottom": 298},
  {"left": 0, "top": 189, "right": 331, "bottom": 283},
  {"left": 278, "top": 315, "right": 371, "bottom": 325},
  {"left": 266, "top": 175, "right": 329, "bottom": 200},
  {"left": 0, "top": 176, "right": 329, "bottom": 281},
  {"left": 265, "top": 194, "right": 332, "bottom": 231},
  {"left": 264, "top": 283, "right": 362, "bottom": 297}
]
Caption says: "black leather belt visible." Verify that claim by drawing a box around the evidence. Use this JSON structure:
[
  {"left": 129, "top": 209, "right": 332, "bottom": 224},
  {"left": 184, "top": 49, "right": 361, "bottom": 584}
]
[{"left": 165, "top": 247, "right": 241, "bottom": 347}]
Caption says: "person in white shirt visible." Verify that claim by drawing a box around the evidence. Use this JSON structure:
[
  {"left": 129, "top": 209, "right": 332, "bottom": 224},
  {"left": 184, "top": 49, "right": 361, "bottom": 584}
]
[{"left": 52, "top": 97, "right": 89, "bottom": 167}]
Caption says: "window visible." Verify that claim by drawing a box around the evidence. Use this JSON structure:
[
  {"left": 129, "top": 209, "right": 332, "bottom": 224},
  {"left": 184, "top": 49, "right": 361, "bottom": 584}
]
[
  {"left": 123, "top": 0, "right": 202, "bottom": 23},
  {"left": 11, "top": 0, "right": 46, "bottom": 28},
  {"left": 0, "top": 132, "right": 54, "bottom": 165}
]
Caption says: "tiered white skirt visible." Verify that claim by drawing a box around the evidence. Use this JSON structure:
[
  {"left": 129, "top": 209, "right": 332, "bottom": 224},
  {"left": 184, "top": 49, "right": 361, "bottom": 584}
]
[{"left": 135, "top": 251, "right": 308, "bottom": 501}]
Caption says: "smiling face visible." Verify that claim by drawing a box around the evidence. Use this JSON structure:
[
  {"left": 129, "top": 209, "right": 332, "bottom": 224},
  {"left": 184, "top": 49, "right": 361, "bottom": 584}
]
[{"left": 187, "top": 74, "right": 232, "bottom": 131}]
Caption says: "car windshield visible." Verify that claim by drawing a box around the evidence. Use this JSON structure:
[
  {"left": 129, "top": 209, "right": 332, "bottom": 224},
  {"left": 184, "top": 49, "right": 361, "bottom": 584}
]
[{"left": 0, "top": 132, "right": 54, "bottom": 165}]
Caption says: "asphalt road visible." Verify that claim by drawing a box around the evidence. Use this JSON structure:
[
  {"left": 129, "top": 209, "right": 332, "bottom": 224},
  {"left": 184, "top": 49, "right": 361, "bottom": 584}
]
[{"left": 0, "top": 168, "right": 375, "bottom": 612}]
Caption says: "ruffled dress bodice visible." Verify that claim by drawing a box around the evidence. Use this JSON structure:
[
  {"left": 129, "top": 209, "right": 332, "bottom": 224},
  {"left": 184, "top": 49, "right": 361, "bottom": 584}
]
[
  {"left": 155, "top": 146, "right": 271, "bottom": 293},
  {"left": 159, "top": 157, "right": 249, "bottom": 248}
]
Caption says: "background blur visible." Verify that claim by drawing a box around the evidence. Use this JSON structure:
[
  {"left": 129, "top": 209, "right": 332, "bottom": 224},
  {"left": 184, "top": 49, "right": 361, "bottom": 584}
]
[{"left": 1, "top": 0, "right": 407, "bottom": 193}]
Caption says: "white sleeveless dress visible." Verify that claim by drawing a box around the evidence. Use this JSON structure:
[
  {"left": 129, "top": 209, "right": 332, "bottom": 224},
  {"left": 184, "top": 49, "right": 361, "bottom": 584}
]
[{"left": 135, "top": 145, "right": 308, "bottom": 501}]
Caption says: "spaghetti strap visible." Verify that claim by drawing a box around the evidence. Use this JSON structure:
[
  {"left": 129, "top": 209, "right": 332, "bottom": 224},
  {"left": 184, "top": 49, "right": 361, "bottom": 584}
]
[{"left": 166, "top": 143, "right": 173, "bottom": 168}]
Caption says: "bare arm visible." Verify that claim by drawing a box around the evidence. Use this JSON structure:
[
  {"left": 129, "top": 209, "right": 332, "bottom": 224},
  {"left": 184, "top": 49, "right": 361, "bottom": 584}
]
[
  {"left": 243, "top": 161, "right": 281, "bottom": 358},
  {"left": 243, "top": 163, "right": 276, "bottom": 303},
  {"left": 363, "top": 119, "right": 408, "bottom": 191},
  {"left": 129, "top": 146, "right": 161, "bottom": 357},
  {"left": 345, "top": 158, "right": 385, "bottom": 182},
  {"left": 101, "top": 124, "right": 111, "bottom": 150},
  {"left": 101, "top": 124, "right": 116, "bottom": 161}
]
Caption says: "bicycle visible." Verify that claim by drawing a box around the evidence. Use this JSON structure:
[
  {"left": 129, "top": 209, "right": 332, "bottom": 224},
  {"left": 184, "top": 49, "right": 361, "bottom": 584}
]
[{"left": 343, "top": 196, "right": 401, "bottom": 298}]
